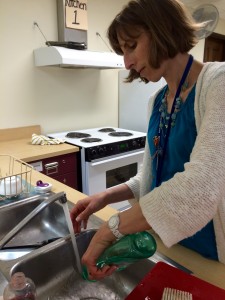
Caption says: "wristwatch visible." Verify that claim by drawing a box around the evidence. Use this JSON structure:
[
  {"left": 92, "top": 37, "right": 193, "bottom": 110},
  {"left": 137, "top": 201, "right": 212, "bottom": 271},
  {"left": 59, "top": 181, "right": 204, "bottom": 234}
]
[{"left": 108, "top": 214, "right": 124, "bottom": 239}]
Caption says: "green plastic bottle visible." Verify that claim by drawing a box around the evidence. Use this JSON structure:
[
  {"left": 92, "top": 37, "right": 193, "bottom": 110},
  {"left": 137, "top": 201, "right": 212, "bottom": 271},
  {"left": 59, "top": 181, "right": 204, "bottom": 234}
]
[{"left": 82, "top": 231, "right": 157, "bottom": 281}]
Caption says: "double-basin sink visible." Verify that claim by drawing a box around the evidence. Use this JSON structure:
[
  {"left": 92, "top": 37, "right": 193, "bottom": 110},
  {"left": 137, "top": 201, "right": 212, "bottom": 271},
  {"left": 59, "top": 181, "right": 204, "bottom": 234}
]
[{"left": 0, "top": 192, "right": 190, "bottom": 299}]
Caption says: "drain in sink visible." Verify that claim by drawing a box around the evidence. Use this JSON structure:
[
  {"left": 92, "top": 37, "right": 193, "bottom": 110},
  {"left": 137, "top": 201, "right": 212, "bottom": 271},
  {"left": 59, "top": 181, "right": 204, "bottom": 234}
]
[{"left": 49, "top": 270, "right": 122, "bottom": 300}]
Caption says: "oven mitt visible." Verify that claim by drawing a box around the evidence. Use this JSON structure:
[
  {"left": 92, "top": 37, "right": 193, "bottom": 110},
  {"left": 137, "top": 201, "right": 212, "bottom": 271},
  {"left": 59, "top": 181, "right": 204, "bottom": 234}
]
[{"left": 31, "top": 133, "right": 65, "bottom": 145}]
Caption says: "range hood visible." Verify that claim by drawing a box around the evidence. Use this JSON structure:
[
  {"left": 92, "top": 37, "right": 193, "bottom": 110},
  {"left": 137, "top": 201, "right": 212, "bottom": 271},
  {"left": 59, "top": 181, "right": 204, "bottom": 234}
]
[{"left": 34, "top": 46, "right": 125, "bottom": 69}]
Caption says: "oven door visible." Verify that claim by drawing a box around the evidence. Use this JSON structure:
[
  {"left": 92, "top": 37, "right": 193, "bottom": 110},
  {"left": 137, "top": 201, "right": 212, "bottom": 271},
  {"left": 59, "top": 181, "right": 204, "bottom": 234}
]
[{"left": 83, "top": 150, "right": 144, "bottom": 211}]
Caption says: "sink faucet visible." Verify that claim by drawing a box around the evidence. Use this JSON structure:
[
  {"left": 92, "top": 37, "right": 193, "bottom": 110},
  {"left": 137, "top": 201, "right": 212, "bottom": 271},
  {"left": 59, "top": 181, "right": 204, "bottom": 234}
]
[{"left": 0, "top": 191, "right": 67, "bottom": 249}]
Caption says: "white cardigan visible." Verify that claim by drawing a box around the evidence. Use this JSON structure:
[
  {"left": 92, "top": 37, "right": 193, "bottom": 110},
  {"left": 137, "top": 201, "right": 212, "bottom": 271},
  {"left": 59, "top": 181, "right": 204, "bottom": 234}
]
[{"left": 126, "top": 62, "right": 225, "bottom": 264}]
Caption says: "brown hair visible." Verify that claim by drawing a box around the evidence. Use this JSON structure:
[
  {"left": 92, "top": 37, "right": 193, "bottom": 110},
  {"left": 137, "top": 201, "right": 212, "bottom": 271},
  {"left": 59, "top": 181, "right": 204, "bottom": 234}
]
[{"left": 107, "top": 0, "right": 201, "bottom": 82}]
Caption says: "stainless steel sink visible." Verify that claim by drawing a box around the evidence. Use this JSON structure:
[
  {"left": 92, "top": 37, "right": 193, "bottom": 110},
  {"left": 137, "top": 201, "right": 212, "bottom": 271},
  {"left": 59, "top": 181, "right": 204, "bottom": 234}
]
[
  {"left": 0, "top": 229, "right": 191, "bottom": 300},
  {"left": 0, "top": 193, "right": 69, "bottom": 250}
]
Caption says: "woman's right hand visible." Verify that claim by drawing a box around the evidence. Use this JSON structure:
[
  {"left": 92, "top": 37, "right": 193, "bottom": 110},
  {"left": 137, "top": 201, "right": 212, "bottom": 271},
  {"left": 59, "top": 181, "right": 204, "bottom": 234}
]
[{"left": 70, "top": 192, "right": 107, "bottom": 233}]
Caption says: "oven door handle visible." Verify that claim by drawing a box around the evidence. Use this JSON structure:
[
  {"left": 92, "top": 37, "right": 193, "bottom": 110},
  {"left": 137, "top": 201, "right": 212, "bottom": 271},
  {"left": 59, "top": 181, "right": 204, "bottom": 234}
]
[{"left": 90, "top": 150, "right": 144, "bottom": 167}]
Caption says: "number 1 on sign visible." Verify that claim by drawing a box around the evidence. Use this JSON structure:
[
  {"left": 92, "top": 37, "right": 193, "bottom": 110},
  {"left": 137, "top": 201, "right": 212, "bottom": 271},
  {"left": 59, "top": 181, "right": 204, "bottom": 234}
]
[
  {"left": 65, "top": 1, "right": 88, "bottom": 31},
  {"left": 73, "top": 10, "right": 80, "bottom": 25}
]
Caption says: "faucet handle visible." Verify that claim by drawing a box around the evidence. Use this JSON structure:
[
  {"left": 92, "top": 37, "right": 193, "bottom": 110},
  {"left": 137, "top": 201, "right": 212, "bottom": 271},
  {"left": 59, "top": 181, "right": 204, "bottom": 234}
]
[{"left": 59, "top": 193, "right": 67, "bottom": 204}]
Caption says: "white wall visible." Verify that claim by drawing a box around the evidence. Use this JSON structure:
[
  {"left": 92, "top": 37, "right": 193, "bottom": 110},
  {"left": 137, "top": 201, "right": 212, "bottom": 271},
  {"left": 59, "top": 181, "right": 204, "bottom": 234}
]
[
  {"left": 215, "top": 17, "right": 225, "bottom": 36},
  {"left": 0, "top": 1, "right": 224, "bottom": 134},
  {"left": 0, "top": 0, "right": 127, "bottom": 134}
]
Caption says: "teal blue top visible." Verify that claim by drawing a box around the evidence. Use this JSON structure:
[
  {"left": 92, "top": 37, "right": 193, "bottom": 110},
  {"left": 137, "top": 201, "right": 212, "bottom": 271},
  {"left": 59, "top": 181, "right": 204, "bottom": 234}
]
[{"left": 148, "top": 85, "right": 218, "bottom": 260}]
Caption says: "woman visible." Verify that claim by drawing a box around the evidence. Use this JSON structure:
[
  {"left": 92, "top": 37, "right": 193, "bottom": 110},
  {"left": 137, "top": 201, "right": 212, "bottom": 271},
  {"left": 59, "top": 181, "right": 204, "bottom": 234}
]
[{"left": 70, "top": 0, "right": 225, "bottom": 280}]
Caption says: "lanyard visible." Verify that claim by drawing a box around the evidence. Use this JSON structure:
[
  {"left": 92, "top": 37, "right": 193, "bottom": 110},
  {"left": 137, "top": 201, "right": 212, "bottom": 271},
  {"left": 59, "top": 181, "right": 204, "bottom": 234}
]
[{"left": 155, "top": 54, "right": 194, "bottom": 187}]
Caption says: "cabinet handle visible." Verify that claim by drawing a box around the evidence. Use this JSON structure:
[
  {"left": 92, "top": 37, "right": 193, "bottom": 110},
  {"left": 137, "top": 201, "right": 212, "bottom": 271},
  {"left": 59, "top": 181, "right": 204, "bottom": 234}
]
[{"left": 44, "top": 162, "right": 58, "bottom": 175}]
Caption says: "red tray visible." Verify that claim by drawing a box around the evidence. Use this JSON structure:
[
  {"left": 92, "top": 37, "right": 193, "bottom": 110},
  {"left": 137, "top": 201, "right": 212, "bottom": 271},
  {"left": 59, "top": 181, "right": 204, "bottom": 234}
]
[{"left": 125, "top": 261, "right": 225, "bottom": 300}]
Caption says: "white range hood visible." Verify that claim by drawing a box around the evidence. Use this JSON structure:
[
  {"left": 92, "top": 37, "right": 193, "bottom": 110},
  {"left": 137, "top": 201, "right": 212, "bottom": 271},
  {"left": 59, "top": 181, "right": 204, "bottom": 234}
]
[{"left": 34, "top": 46, "right": 125, "bottom": 69}]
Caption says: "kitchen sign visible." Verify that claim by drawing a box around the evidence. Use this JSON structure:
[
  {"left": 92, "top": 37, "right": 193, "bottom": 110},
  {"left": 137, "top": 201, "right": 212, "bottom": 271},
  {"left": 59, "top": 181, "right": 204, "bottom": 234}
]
[{"left": 65, "top": 0, "right": 88, "bottom": 31}]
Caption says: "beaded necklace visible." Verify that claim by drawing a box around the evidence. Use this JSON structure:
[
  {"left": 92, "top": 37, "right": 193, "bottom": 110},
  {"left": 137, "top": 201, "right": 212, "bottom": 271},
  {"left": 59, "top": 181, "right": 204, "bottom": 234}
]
[
  {"left": 159, "top": 90, "right": 182, "bottom": 138},
  {"left": 152, "top": 55, "right": 194, "bottom": 187}
]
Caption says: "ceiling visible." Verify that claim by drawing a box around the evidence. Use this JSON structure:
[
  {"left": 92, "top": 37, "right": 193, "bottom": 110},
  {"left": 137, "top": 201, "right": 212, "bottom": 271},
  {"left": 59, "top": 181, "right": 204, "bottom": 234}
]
[{"left": 181, "top": 0, "right": 225, "bottom": 20}]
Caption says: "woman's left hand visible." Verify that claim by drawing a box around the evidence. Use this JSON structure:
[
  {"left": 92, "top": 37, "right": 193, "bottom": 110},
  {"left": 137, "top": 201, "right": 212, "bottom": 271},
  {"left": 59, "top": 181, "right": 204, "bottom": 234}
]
[
  {"left": 81, "top": 223, "right": 117, "bottom": 280},
  {"left": 82, "top": 203, "right": 151, "bottom": 280}
]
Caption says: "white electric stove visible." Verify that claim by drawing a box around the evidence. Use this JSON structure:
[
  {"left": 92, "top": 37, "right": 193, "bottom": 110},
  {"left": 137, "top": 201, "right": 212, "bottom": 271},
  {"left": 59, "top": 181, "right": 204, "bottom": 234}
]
[{"left": 49, "top": 127, "right": 146, "bottom": 211}]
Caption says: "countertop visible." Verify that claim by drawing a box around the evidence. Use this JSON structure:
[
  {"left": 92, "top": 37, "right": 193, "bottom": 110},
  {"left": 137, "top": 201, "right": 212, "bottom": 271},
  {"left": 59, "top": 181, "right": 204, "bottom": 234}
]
[
  {"left": 0, "top": 137, "right": 78, "bottom": 162},
  {"left": 0, "top": 125, "right": 80, "bottom": 162},
  {"left": 1, "top": 126, "right": 225, "bottom": 292}
]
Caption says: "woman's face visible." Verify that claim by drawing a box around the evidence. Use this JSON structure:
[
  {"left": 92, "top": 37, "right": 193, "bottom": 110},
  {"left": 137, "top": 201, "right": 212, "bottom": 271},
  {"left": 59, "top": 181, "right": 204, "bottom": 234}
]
[{"left": 118, "top": 30, "right": 164, "bottom": 82}]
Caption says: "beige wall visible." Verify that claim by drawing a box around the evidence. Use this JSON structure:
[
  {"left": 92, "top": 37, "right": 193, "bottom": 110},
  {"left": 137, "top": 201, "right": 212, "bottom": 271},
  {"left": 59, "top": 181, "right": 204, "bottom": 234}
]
[
  {"left": 0, "top": 0, "right": 127, "bottom": 133},
  {"left": 0, "top": 1, "right": 225, "bottom": 134}
]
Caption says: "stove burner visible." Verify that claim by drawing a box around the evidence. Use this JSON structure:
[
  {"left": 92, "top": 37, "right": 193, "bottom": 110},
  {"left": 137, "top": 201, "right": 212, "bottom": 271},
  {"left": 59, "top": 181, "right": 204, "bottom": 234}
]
[
  {"left": 109, "top": 132, "right": 133, "bottom": 137},
  {"left": 66, "top": 132, "right": 91, "bottom": 138},
  {"left": 81, "top": 138, "right": 103, "bottom": 143},
  {"left": 98, "top": 128, "right": 116, "bottom": 133}
]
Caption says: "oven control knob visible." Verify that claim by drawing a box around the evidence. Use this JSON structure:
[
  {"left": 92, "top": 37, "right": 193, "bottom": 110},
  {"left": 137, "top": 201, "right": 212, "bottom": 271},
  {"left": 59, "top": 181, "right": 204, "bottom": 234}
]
[
  {"left": 141, "top": 138, "right": 146, "bottom": 146},
  {"left": 132, "top": 140, "right": 138, "bottom": 148},
  {"left": 108, "top": 146, "right": 114, "bottom": 154},
  {"left": 98, "top": 147, "right": 105, "bottom": 155},
  {"left": 91, "top": 149, "right": 97, "bottom": 156}
]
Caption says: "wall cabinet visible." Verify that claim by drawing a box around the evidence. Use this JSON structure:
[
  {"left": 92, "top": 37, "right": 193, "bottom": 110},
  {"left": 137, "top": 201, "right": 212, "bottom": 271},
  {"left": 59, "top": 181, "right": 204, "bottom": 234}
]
[{"left": 29, "top": 153, "right": 78, "bottom": 189}]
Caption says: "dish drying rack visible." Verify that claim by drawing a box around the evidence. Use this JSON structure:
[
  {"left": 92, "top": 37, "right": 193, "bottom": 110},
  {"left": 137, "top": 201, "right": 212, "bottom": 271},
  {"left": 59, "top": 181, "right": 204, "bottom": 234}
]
[{"left": 0, "top": 155, "right": 33, "bottom": 200}]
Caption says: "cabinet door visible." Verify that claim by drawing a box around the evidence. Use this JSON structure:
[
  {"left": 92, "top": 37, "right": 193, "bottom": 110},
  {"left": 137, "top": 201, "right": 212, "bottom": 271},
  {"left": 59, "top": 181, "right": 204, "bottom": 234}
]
[
  {"left": 29, "top": 153, "right": 78, "bottom": 189},
  {"left": 42, "top": 153, "right": 77, "bottom": 176},
  {"left": 51, "top": 172, "right": 78, "bottom": 190}
]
